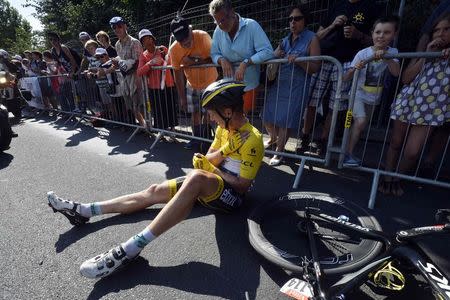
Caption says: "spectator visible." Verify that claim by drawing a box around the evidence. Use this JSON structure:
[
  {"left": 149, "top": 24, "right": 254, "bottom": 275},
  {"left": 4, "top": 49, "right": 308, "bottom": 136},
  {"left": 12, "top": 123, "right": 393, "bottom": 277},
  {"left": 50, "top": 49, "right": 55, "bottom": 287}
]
[
  {"left": 31, "top": 50, "right": 56, "bottom": 111},
  {"left": 21, "top": 58, "right": 34, "bottom": 77},
  {"left": 379, "top": 13, "right": 450, "bottom": 196},
  {"left": 79, "top": 31, "right": 92, "bottom": 72},
  {"left": 106, "top": 16, "right": 147, "bottom": 129},
  {"left": 47, "top": 32, "right": 78, "bottom": 111},
  {"left": 414, "top": 0, "right": 450, "bottom": 174},
  {"left": 76, "top": 32, "right": 100, "bottom": 114},
  {"left": 95, "top": 30, "right": 118, "bottom": 58},
  {"left": 11, "top": 55, "right": 25, "bottom": 79},
  {"left": 299, "top": 0, "right": 380, "bottom": 155},
  {"left": 137, "top": 29, "right": 178, "bottom": 136},
  {"left": 42, "top": 50, "right": 63, "bottom": 110},
  {"left": 30, "top": 51, "right": 47, "bottom": 75},
  {"left": 169, "top": 17, "right": 218, "bottom": 150},
  {"left": 209, "top": 0, "right": 273, "bottom": 114},
  {"left": 263, "top": 5, "right": 321, "bottom": 166},
  {"left": 10, "top": 59, "right": 24, "bottom": 79},
  {"left": 89, "top": 48, "right": 119, "bottom": 121},
  {"left": 47, "top": 32, "right": 79, "bottom": 75},
  {"left": 343, "top": 16, "right": 400, "bottom": 167},
  {"left": 23, "top": 50, "right": 32, "bottom": 61}
]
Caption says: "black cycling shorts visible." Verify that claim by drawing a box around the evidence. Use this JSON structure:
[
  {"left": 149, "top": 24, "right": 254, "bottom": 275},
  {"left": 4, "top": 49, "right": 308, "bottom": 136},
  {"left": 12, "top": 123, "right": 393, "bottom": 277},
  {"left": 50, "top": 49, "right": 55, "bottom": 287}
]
[{"left": 167, "top": 175, "right": 243, "bottom": 213}]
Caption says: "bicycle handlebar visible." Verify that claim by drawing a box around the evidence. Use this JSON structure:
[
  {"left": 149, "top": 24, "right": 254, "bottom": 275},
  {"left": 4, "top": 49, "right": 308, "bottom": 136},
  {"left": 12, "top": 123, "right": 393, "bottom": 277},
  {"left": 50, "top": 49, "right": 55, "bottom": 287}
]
[{"left": 396, "top": 224, "right": 450, "bottom": 242}]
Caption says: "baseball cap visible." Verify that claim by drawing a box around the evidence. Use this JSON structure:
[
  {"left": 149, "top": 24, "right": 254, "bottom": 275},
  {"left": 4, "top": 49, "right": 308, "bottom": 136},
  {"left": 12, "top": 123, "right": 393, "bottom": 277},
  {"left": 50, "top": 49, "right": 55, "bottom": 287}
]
[
  {"left": 110, "top": 16, "right": 126, "bottom": 26},
  {"left": 170, "top": 17, "right": 190, "bottom": 42},
  {"left": 138, "top": 29, "right": 155, "bottom": 41},
  {"left": 94, "top": 48, "right": 107, "bottom": 57},
  {"left": 13, "top": 54, "right": 22, "bottom": 61},
  {"left": 0, "top": 49, "right": 9, "bottom": 59},
  {"left": 79, "top": 32, "right": 91, "bottom": 40}
]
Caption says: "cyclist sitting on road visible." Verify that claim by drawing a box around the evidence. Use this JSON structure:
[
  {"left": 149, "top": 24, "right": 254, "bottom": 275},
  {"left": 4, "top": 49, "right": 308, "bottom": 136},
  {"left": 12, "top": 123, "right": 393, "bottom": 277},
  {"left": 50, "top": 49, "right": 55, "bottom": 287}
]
[{"left": 47, "top": 79, "right": 264, "bottom": 279}]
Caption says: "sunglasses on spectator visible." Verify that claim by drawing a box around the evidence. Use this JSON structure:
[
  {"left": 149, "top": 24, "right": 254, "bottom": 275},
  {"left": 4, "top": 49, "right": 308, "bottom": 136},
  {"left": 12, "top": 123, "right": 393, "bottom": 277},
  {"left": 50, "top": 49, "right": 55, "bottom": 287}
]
[
  {"left": 288, "top": 16, "right": 304, "bottom": 22},
  {"left": 95, "top": 55, "right": 107, "bottom": 59}
]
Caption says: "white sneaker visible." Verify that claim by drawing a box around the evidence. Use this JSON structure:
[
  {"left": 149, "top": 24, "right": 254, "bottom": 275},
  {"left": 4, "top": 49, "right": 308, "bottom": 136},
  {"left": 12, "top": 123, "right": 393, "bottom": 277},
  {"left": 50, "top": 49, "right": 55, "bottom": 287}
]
[
  {"left": 47, "top": 191, "right": 89, "bottom": 226},
  {"left": 80, "top": 245, "right": 136, "bottom": 279}
]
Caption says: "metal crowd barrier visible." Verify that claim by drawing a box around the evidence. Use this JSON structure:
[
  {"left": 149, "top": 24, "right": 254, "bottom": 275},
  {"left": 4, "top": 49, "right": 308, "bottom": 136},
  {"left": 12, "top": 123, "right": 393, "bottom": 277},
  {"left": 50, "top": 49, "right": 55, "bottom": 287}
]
[
  {"left": 21, "top": 72, "right": 152, "bottom": 138},
  {"left": 339, "top": 52, "right": 450, "bottom": 208}
]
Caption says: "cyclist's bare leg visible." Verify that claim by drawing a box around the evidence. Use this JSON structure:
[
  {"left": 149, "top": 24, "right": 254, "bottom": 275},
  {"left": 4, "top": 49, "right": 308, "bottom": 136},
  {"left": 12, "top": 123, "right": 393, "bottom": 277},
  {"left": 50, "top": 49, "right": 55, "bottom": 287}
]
[
  {"left": 98, "top": 181, "right": 173, "bottom": 215},
  {"left": 149, "top": 169, "right": 220, "bottom": 236}
]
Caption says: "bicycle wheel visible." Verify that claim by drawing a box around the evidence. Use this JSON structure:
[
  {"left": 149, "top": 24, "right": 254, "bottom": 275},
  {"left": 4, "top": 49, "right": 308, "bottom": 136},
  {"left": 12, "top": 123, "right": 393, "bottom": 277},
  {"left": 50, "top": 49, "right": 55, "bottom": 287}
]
[{"left": 248, "top": 192, "right": 383, "bottom": 275}]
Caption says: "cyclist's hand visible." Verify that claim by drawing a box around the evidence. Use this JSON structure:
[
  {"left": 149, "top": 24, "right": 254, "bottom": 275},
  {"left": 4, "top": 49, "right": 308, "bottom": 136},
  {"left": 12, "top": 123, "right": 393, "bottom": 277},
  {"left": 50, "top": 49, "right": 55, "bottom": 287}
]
[
  {"left": 192, "top": 154, "right": 216, "bottom": 173},
  {"left": 220, "top": 131, "right": 249, "bottom": 156}
]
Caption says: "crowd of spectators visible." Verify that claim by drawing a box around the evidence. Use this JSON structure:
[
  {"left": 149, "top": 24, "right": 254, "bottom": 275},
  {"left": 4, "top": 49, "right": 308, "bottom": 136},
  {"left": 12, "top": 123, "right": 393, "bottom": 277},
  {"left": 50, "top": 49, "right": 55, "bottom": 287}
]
[{"left": 1, "top": 0, "right": 448, "bottom": 194}]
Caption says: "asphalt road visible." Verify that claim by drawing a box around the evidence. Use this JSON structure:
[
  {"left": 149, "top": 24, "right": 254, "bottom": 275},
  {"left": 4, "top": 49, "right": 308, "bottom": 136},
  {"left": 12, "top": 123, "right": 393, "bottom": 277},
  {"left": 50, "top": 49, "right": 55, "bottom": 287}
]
[{"left": 1, "top": 114, "right": 449, "bottom": 300}]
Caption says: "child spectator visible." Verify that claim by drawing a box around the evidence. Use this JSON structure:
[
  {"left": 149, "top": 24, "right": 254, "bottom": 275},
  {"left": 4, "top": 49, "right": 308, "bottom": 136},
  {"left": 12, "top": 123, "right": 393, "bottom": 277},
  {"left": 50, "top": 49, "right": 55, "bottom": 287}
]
[
  {"left": 379, "top": 12, "right": 450, "bottom": 196},
  {"left": 343, "top": 16, "right": 401, "bottom": 167},
  {"left": 88, "top": 48, "right": 120, "bottom": 121},
  {"left": 83, "top": 40, "right": 110, "bottom": 115}
]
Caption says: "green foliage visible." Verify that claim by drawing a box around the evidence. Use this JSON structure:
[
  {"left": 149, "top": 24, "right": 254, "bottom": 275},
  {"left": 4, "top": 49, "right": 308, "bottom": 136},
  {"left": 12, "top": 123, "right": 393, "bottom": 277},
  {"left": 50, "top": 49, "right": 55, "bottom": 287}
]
[
  {"left": 0, "top": 0, "right": 33, "bottom": 55},
  {"left": 21, "top": 0, "right": 441, "bottom": 53}
]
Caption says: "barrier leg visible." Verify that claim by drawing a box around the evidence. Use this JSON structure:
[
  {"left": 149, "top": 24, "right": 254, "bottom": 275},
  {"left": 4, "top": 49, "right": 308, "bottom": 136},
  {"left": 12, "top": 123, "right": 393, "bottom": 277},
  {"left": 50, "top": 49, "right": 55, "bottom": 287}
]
[
  {"left": 293, "top": 158, "right": 306, "bottom": 189},
  {"left": 63, "top": 113, "right": 76, "bottom": 125},
  {"left": 126, "top": 128, "right": 140, "bottom": 143},
  {"left": 73, "top": 116, "right": 87, "bottom": 127},
  {"left": 150, "top": 132, "right": 164, "bottom": 150},
  {"left": 368, "top": 170, "right": 380, "bottom": 209}
]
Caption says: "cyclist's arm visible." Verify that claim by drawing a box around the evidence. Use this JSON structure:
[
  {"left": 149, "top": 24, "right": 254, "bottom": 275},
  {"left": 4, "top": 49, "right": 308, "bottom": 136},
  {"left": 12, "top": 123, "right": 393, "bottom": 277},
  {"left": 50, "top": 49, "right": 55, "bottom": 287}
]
[
  {"left": 206, "top": 147, "right": 225, "bottom": 166},
  {"left": 213, "top": 168, "right": 252, "bottom": 195}
]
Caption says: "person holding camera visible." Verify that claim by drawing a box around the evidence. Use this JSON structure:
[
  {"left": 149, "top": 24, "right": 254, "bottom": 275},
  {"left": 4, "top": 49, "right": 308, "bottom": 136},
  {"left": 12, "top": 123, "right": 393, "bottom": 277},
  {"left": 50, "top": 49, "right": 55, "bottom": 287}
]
[
  {"left": 107, "top": 16, "right": 147, "bottom": 130},
  {"left": 299, "top": 0, "right": 380, "bottom": 155}
]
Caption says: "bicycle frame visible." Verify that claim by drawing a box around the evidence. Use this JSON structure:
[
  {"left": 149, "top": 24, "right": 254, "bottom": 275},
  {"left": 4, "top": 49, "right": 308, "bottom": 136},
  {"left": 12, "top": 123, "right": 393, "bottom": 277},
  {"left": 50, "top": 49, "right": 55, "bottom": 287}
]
[{"left": 302, "top": 206, "right": 450, "bottom": 300}]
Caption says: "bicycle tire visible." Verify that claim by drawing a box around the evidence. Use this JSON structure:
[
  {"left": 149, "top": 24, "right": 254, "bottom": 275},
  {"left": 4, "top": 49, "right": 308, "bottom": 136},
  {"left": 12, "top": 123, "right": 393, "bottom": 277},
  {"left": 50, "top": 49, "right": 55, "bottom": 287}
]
[{"left": 248, "top": 192, "right": 384, "bottom": 275}]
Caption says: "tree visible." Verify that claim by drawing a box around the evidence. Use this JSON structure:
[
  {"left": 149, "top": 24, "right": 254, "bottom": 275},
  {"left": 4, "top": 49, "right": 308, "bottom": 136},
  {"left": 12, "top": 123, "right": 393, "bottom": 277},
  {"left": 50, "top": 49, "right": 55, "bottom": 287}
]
[{"left": 0, "top": 0, "right": 33, "bottom": 54}]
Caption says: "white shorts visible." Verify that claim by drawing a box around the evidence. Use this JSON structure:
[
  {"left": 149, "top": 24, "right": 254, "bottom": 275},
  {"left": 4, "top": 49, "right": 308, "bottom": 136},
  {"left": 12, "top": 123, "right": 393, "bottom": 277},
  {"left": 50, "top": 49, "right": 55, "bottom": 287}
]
[{"left": 352, "top": 99, "right": 376, "bottom": 119}]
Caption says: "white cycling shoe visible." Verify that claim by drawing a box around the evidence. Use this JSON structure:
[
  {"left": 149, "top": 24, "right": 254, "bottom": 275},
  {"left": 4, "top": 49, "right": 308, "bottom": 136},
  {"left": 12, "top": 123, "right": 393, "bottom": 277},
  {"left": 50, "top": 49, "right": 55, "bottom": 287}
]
[
  {"left": 80, "top": 245, "right": 137, "bottom": 279},
  {"left": 47, "top": 191, "right": 89, "bottom": 226}
]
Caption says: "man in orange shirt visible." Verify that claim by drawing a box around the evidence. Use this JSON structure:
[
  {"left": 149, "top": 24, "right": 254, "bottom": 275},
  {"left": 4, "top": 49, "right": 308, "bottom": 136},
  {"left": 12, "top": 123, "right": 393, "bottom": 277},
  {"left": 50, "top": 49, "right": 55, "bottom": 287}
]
[{"left": 169, "top": 17, "right": 218, "bottom": 150}]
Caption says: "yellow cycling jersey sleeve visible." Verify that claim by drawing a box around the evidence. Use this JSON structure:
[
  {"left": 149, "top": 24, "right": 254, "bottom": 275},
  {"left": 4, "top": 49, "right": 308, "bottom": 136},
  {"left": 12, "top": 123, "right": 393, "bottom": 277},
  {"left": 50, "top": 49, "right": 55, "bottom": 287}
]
[
  {"left": 210, "top": 126, "right": 224, "bottom": 151},
  {"left": 238, "top": 122, "right": 264, "bottom": 180},
  {"left": 210, "top": 122, "right": 264, "bottom": 180}
]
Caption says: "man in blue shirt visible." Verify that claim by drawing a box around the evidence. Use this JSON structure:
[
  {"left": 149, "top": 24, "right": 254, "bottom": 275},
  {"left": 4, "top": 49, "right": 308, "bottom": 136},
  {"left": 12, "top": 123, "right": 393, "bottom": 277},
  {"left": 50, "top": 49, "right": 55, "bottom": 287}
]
[{"left": 209, "top": 0, "right": 273, "bottom": 113}]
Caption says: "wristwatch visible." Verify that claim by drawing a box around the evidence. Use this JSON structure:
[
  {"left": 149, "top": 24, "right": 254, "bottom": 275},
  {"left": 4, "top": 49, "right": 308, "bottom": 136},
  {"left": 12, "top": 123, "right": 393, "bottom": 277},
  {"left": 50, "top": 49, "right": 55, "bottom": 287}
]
[{"left": 243, "top": 58, "right": 250, "bottom": 65}]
